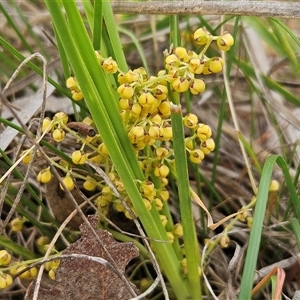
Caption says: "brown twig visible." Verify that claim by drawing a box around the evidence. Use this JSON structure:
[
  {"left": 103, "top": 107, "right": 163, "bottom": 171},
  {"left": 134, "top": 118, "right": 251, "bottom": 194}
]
[{"left": 111, "top": 1, "right": 300, "bottom": 18}]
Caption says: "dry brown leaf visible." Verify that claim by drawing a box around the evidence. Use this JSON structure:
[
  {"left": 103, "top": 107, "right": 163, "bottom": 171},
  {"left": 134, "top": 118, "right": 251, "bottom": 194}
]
[{"left": 25, "top": 216, "right": 140, "bottom": 300}]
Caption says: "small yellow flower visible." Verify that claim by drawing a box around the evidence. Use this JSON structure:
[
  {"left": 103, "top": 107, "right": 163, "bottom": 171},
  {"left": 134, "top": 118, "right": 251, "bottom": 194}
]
[
  {"left": 53, "top": 112, "right": 68, "bottom": 124},
  {"left": 216, "top": 33, "right": 234, "bottom": 51},
  {"left": 71, "top": 90, "right": 84, "bottom": 101},
  {"left": 101, "top": 57, "right": 118, "bottom": 74},
  {"left": 173, "top": 223, "right": 183, "bottom": 237},
  {"left": 0, "top": 250, "right": 11, "bottom": 266},
  {"left": 220, "top": 235, "right": 230, "bottom": 248},
  {"left": 0, "top": 273, "right": 13, "bottom": 289},
  {"left": 20, "top": 149, "right": 32, "bottom": 164},
  {"left": 189, "top": 78, "right": 206, "bottom": 95},
  {"left": 119, "top": 98, "right": 131, "bottom": 110},
  {"left": 10, "top": 217, "right": 24, "bottom": 232},
  {"left": 49, "top": 267, "right": 57, "bottom": 280},
  {"left": 153, "top": 198, "right": 163, "bottom": 211},
  {"left": 160, "top": 215, "right": 168, "bottom": 227},
  {"left": 158, "top": 100, "right": 171, "bottom": 117},
  {"left": 200, "top": 138, "right": 215, "bottom": 154},
  {"left": 154, "top": 164, "right": 169, "bottom": 178},
  {"left": 37, "top": 167, "right": 52, "bottom": 184},
  {"left": 159, "top": 126, "right": 173, "bottom": 140},
  {"left": 196, "top": 124, "right": 212, "bottom": 141},
  {"left": 71, "top": 150, "right": 87, "bottom": 164},
  {"left": 194, "top": 27, "right": 210, "bottom": 45},
  {"left": 143, "top": 198, "right": 152, "bottom": 211},
  {"left": 158, "top": 189, "right": 170, "bottom": 201},
  {"left": 172, "top": 77, "right": 190, "bottom": 93},
  {"left": 155, "top": 147, "right": 169, "bottom": 158},
  {"left": 269, "top": 180, "right": 280, "bottom": 192},
  {"left": 83, "top": 178, "right": 97, "bottom": 191},
  {"left": 138, "top": 92, "right": 156, "bottom": 108},
  {"left": 66, "top": 76, "right": 77, "bottom": 89},
  {"left": 52, "top": 128, "right": 65, "bottom": 142},
  {"left": 166, "top": 232, "right": 174, "bottom": 243},
  {"left": 59, "top": 175, "right": 75, "bottom": 191},
  {"left": 183, "top": 113, "right": 198, "bottom": 129},
  {"left": 18, "top": 266, "right": 38, "bottom": 280},
  {"left": 117, "top": 83, "right": 134, "bottom": 99},
  {"left": 189, "top": 149, "right": 205, "bottom": 164},
  {"left": 188, "top": 57, "right": 204, "bottom": 74},
  {"left": 42, "top": 117, "right": 53, "bottom": 133},
  {"left": 208, "top": 57, "right": 224, "bottom": 73}
]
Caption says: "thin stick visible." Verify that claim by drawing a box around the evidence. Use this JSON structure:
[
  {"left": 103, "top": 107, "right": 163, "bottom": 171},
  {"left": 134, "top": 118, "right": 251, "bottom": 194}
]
[{"left": 111, "top": 1, "right": 300, "bottom": 19}]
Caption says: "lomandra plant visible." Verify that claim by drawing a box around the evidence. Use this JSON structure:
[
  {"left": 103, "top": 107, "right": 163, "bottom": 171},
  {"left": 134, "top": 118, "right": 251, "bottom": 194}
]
[{"left": 38, "top": 1, "right": 233, "bottom": 299}]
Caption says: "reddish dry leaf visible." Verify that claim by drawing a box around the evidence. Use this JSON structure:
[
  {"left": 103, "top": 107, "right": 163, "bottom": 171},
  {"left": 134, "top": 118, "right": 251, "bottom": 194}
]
[{"left": 25, "top": 215, "right": 140, "bottom": 300}]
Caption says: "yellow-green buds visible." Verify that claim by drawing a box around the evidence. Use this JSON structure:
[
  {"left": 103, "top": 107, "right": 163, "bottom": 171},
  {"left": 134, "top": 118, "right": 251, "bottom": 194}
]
[
  {"left": 216, "top": 33, "right": 234, "bottom": 51},
  {"left": 48, "top": 267, "right": 58, "bottom": 280},
  {"left": 155, "top": 147, "right": 169, "bottom": 158},
  {"left": 194, "top": 27, "right": 210, "bottom": 45},
  {"left": 269, "top": 180, "right": 280, "bottom": 192},
  {"left": 189, "top": 149, "right": 205, "bottom": 164},
  {"left": 53, "top": 112, "right": 68, "bottom": 124},
  {"left": 17, "top": 266, "right": 38, "bottom": 280},
  {"left": 37, "top": 167, "right": 52, "bottom": 183},
  {"left": 166, "top": 232, "right": 174, "bottom": 243},
  {"left": 189, "top": 58, "right": 204, "bottom": 74},
  {"left": 0, "top": 273, "right": 12, "bottom": 289},
  {"left": 154, "top": 164, "right": 169, "bottom": 178},
  {"left": 172, "top": 77, "right": 190, "bottom": 93},
  {"left": 183, "top": 113, "right": 198, "bottom": 129},
  {"left": 71, "top": 150, "right": 87, "bottom": 164},
  {"left": 196, "top": 124, "right": 212, "bottom": 141},
  {"left": 160, "top": 215, "right": 168, "bottom": 227},
  {"left": 138, "top": 92, "right": 155, "bottom": 109},
  {"left": 200, "top": 138, "right": 215, "bottom": 154},
  {"left": 173, "top": 223, "right": 183, "bottom": 238},
  {"left": 20, "top": 149, "right": 32, "bottom": 164},
  {"left": 0, "top": 250, "right": 11, "bottom": 266},
  {"left": 42, "top": 117, "right": 52, "bottom": 133},
  {"left": 220, "top": 235, "right": 230, "bottom": 248},
  {"left": 117, "top": 83, "right": 134, "bottom": 99},
  {"left": 10, "top": 217, "right": 25, "bottom": 232},
  {"left": 101, "top": 57, "right": 118, "bottom": 74},
  {"left": 247, "top": 217, "right": 253, "bottom": 228},
  {"left": 208, "top": 57, "right": 224, "bottom": 73},
  {"left": 66, "top": 77, "right": 84, "bottom": 101},
  {"left": 83, "top": 177, "right": 97, "bottom": 191},
  {"left": 60, "top": 175, "right": 75, "bottom": 191},
  {"left": 52, "top": 128, "right": 66, "bottom": 142},
  {"left": 143, "top": 198, "right": 152, "bottom": 211},
  {"left": 181, "top": 257, "right": 188, "bottom": 274},
  {"left": 189, "top": 78, "right": 206, "bottom": 95}
]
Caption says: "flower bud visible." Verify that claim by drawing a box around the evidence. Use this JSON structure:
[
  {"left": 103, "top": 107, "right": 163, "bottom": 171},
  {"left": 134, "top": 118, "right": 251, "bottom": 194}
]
[
  {"left": 154, "top": 164, "right": 170, "bottom": 178},
  {"left": 0, "top": 273, "right": 12, "bottom": 289},
  {"left": 59, "top": 175, "right": 75, "bottom": 191},
  {"left": 189, "top": 149, "right": 205, "bottom": 164},
  {"left": 0, "top": 250, "right": 11, "bottom": 266},
  {"left": 194, "top": 27, "right": 210, "bottom": 45},
  {"left": 200, "top": 138, "right": 215, "bottom": 154},
  {"left": 183, "top": 113, "right": 198, "bottom": 129},
  {"left": 37, "top": 167, "right": 52, "bottom": 184},
  {"left": 173, "top": 223, "right": 183, "bottom": 237},
  {"left": 196, "top": 124, "right": 212, "bottom": 141},
  {"left": 71, "top": 150, "right": 87, "bottom": 164},
  {"left": 52, "top": 128, "right": 65, "bottom": 142}
]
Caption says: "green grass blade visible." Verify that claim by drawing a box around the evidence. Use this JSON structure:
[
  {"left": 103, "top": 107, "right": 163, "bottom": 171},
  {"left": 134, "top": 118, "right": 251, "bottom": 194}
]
[
  {"left": 0, "top": 235, "right": 39, "bottom": 260},
  {"left": 169, "top": 14, "right": 201, "bottom": 299},
  {"left": 239, "top": 155, "right": 299, "bottom": 299}
]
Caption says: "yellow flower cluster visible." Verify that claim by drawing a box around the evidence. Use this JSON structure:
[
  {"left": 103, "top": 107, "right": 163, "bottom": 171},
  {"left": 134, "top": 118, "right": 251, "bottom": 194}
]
[{"left": 35, "top": 27, "right": 234, "bottom": 220}]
